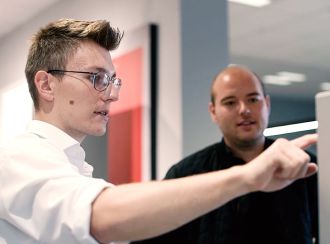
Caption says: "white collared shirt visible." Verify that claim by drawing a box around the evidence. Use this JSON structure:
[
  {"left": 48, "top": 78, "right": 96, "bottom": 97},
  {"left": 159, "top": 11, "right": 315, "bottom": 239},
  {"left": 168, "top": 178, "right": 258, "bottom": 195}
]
[{"left": 0, "top": 120, "right": 112, "bottom": 244}]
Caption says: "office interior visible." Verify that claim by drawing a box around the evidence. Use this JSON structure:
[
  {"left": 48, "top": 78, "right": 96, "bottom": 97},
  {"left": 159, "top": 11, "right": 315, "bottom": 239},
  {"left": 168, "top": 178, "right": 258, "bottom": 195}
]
[{"left": 0, "top": 0, "right": 326, "bottom": 180}]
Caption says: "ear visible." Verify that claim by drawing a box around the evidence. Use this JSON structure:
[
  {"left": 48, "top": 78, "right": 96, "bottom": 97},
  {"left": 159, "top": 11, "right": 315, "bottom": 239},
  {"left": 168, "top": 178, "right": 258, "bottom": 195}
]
[
  {"left": 208, "top": 102, "right": 217, "bottom": 123},
  {"left": 34, "top": 70, "right": 55, "bottom": 103},
  {"left": 265, "top": 94, "right": 271, "bottom": 115}
]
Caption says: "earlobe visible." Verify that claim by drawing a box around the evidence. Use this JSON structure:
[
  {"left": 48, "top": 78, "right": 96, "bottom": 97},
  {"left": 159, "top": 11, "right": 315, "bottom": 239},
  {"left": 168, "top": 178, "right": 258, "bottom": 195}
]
[
  {"left": 208, "top": 102, "right": 217, "bottom": 122},
  {"left": 34, "top": 70, "right": 54, "bottom": 102}
]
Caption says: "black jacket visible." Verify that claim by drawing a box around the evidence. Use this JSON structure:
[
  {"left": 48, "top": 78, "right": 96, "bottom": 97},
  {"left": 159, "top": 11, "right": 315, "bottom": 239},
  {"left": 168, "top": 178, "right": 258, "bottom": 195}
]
[{"left": 133, "top": 138, "right": 318, "bottom": 244}]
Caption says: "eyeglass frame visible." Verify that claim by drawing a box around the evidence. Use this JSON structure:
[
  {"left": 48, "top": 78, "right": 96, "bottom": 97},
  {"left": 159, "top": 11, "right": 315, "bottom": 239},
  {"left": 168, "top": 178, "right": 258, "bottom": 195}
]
[{"left": 47, "top": 69, "right": 122, "bottom": 92}]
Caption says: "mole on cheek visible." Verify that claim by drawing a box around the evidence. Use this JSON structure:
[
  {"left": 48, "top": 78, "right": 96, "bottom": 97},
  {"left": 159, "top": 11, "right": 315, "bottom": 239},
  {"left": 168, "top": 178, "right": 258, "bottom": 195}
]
[{"left": 69, "top": 100, "right": 74, "bottom": 105}]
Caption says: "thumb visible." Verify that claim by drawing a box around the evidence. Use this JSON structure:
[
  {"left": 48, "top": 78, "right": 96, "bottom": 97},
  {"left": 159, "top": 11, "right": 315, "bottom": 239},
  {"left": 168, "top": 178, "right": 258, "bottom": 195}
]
[
  {"left": 304, "top": 163, "right": 318, "bottom": 178},
  {"left": 291, "top": 134, "right": 318, "bottom": 150}
]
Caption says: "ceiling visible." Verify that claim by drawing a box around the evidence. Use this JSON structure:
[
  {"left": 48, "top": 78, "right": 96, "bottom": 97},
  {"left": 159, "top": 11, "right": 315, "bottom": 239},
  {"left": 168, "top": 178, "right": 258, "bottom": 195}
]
[
  {"left": 228, "top": 0, "right": 330, "bottom": 100},
  {"left": 0, "top": 0, "right": 61, "bottom": 37},
  {"left": 0, "top": 0, "right": 328, "bottom": 101}
]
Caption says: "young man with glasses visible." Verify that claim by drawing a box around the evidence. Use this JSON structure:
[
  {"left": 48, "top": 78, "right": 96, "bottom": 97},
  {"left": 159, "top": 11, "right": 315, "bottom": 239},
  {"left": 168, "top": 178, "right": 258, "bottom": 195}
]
[{"left": 0, "top": 19, "right": 318, "bottom": 244}]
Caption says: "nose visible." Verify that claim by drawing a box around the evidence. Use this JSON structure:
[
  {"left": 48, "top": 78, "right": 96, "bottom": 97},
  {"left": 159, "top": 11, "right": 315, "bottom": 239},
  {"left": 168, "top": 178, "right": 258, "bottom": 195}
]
[
  {"left": 109, "top": 87, "right": 120, "bottom": 101},
  {"left": 239, "top": 101, "right": 251, "bottom": 116},
  {"left": 100, "top": 84, "right": 120, "bottom": 102}
]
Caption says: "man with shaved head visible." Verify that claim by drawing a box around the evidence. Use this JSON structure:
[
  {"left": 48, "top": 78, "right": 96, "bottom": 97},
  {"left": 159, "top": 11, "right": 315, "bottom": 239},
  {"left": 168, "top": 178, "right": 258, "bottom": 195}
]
[{"left": 135, "top": 65, "right": 318, "bottom": 244}]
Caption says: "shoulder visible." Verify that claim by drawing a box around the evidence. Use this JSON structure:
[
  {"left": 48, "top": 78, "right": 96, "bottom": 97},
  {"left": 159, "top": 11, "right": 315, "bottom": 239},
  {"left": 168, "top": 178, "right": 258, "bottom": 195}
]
[
  {"left": 0, "top": 133, "right": 75, "bottom": 182},
  {"left": 1, "top": 133, "right": 64, "bottom": 162},
  {"left": 165, "top": 142, "right": 223, "bottom": 178}
]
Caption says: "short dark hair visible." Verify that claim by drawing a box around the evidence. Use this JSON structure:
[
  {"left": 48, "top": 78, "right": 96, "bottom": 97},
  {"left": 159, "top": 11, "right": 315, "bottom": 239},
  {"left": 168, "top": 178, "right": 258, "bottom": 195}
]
[{"left": 25, "top": 19, "right": 123, "bottom": 110}]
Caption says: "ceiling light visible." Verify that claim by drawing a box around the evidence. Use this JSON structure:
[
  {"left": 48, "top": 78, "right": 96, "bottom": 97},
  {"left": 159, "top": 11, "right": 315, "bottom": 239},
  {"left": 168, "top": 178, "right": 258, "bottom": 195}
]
[
  {"left": 263, "top": 75, "right": 291, "bottom": 86},
  {"left": 276, "top": 72, "right": 306, "bottom": 82},
  {"left": 264, "top": 121, "right": 318, "bottom": 136},
  {"left": 263, "top": 71, "right": 306, "bottom": 86},
  {"left": 228, "top": 0, "right": 271, "bottom": 7}
]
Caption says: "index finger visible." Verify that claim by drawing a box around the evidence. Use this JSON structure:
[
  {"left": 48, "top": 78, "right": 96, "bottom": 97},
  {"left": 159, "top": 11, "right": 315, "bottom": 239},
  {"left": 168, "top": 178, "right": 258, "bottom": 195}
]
[{"left": 291, "top": 134, "right": 318, "bottom": 149}]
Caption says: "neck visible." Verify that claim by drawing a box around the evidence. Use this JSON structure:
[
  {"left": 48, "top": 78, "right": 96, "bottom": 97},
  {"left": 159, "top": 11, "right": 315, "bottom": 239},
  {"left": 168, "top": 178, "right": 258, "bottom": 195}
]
[
  {"left": 225, "top": 137, "right": 266, "bottom": 162},
  {"left": 34, "top": 111, "right": 85, "bottom": 143}
]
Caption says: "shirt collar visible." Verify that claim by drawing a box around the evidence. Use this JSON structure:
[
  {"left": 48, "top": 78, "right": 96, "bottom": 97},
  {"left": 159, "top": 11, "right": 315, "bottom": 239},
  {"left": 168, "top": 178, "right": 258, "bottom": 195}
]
[
  {"left": 26, "top": 120, "right": 94, "bottom": 177},
  {"left": 221, "top": 137, "right": 272, "bottom": 156},
  {"left": 27, "top": 120, "right": 86, "bottom": 163},
  {"left": 220, "top": 137, "right": 273, "bottom": 166},
  {"left": 27, "top": 120, "right": 79, "bottom": 149}
]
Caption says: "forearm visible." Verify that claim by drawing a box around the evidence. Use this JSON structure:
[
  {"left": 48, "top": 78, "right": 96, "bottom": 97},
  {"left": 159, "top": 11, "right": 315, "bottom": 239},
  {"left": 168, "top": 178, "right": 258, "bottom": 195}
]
[
  {"left": 90, "top": 165, "right": 250, "bottom": 243},
  {"left": 90, "top": 135, "right": 318, "bottom": 243}
]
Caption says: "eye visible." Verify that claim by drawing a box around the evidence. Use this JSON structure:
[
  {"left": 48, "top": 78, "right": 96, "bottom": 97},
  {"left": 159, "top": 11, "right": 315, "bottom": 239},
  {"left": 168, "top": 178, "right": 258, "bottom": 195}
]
[
  {"left": 223, "top": 100, "right": 236, "bottom": 106},
  {"left": 95, "top": 73, "right": 106, "bottom": 85},
  {"left": 94, "top": 73, "right": 101, "bottom": 83},
  {"left": 88, "top": 73, "right": 97, "bottom": 83},
  {"left": 249, "top": 97, "right": 260, "bottom": 103}
]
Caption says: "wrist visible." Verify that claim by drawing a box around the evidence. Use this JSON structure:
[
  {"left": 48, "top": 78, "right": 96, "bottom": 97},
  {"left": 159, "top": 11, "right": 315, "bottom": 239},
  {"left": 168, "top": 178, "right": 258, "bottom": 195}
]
[{"left": 227, "top": 165, "right": 254, "bottom": 197}]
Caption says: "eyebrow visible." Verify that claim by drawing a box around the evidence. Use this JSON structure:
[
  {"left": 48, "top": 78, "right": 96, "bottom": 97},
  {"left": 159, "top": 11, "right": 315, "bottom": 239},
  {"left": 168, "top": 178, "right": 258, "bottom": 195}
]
[
  {"left": 220, "top": 92, "right": 262, "bottom": 103},
  {"left": 90, "top": 67, "right": 116, "bottom": 78},
  {"left": 246, "top": 92, "right": 262, "bottom": 97},
  {"left": 220, "top": 96, "right": 236, "bottom": 103}
]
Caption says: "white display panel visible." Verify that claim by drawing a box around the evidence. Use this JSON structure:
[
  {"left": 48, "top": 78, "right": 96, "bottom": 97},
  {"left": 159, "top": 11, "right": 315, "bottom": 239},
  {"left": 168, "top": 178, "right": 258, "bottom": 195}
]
[{"left": 316, "top": 91, "right": 330, "bottom": 244}]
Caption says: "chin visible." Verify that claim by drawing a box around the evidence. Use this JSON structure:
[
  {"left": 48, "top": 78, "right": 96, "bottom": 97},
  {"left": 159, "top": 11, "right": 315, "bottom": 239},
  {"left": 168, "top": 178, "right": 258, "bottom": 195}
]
[
  {"left": 94, "top": 131, "right": 106, "bottom": 137},
  {"left": 90, "top": 127, "right": 107, "bottom": 136},
  {"left": 238, "top": 135, "right": 260, "bottom": 144}
]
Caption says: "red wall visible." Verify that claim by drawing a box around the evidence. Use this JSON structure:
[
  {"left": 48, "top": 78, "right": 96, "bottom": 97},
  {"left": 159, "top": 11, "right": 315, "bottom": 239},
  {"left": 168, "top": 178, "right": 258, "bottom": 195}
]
[{"left": 108, "top": 48, "right": 144, "bottom": 184}]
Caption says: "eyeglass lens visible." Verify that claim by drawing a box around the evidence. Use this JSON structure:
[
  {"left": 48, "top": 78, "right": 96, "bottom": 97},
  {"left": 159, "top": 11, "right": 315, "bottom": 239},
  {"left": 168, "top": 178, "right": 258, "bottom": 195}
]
[
  {"left": 93, "top": 73, "right": 110, "bottom": 91},
  {"left": 93, "top": 72, "right": 122, "bottom": 92}
]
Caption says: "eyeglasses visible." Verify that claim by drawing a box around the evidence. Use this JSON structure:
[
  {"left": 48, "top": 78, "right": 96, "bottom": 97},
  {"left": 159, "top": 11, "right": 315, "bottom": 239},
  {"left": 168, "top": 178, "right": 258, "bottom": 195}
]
[{"left": 47, "top": 69, "right": 122, "bottom": 92}]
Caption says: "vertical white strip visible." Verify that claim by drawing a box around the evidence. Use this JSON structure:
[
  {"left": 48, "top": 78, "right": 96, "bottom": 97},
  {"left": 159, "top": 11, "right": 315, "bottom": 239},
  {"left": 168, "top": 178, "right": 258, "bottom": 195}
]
[
  {"left": 0, "top": 81, "right": 33, "bottom": 145},
  {"left": 316, "top": 91, "right": 330, "bottom": 244}
]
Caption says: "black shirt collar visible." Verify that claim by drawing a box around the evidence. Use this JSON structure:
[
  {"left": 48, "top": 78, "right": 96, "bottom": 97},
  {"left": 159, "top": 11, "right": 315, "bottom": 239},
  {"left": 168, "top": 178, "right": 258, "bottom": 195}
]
[{"left": 218, "top": 137, "right": 274, "bottom": 168}]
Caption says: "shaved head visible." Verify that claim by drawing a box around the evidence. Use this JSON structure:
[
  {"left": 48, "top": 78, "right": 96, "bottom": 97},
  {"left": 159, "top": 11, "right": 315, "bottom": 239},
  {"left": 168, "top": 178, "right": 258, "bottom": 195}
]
[{"left": 210, "top": 65, "right": 266, "bottom": 105}]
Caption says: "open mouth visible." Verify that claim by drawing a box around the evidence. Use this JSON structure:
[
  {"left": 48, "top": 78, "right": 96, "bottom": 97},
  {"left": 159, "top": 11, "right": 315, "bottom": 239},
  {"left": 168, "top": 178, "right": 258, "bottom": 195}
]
[
  {"left": 94, "top": 111, "right": 108, "bottom": 116},
  {"left": 237, "top": 120, "right": 255, "bottom": 126}
]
